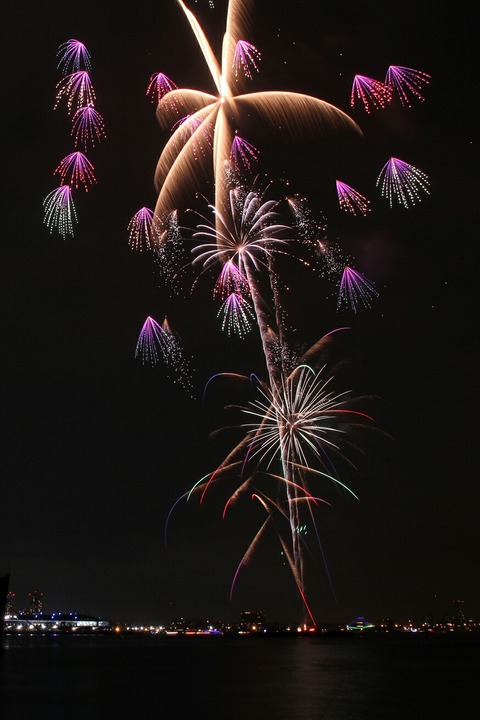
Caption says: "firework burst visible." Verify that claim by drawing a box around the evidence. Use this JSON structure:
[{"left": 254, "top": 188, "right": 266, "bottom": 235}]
[
  {"left": 152, "top": 0, "right": 360, "bottom": 230},
  {"left": 336, "top": 180, "right": 371, "bottom": 217},
  {"left": 56, "top": 39, "right": 92, "bottom": 74},
  {"left": 127, "top": 207, "right": 161, "bottom": 251},
  {"left": 53, "top": 151, "right": 97, "bottom": 191},
  {"left": 54, "top": 71, "right": 96, "bottom": 115},
  {"left": 385, "top": 65, "right": 430, "bottom": 107},
  {"left": 43, "top": 185, "right": 78, "bottom": 239},
  {"left": 377, "top": 157, "right": 430, "bottom": 208},
  {"left": 337, "top": 266, "right": 378, "bottom": 313}
]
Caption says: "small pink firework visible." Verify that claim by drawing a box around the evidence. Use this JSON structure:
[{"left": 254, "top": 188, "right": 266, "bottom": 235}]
[
  {"left": 54, "top": 71, "right": 96, "bottom": 115},
  {"left": 56, "top": 39, "right": 92, "bottom": 74},
  {"left": 71, "top": 106, "right": 106, "bottom": 151},
  {"left": 146, "top": 72, "right": 178, "bottom": 105},
  {"left": 376, "top": 157, "right": 430, "bottom": 209},
  {"left": 53, "top": 151, "right": 97, "bottom": 192},
  {"left": 336, "top": 181, "right": 371, "bottom": 217},
  {"left": 350, "top": 74, "right": 390, "bottom": 113},
  {"left": 385, "top": 66, "right": 430, "bottom": 107},
  {"left": 172, "top": 115, "right": 213, "bottom": 158},
  {"left": 135, "top": 316, "right": 166, "bottom": 366},
  {"left": 43, "top": 185, "right": 78, "bottom": 239},
  {"left": 213, "top": 260, "right": 250, "bottom": 300},
  {"left": 233, "top": 40, "right": 261, "bottom": 80},
  {"left": 218, "top": 292, "right": 255, "bottom": 337},
  {"left": 127, "top": 207, "right": 161, "bottom": 251},
  {"left": 135, "top": 316, "right": 194, "bottom": 396},
  {"left": 218, "top": 294, "right": 252, "bottom": 338},
  {"left": 229, "top": 136, "right": 259, "bottom": 173},
  {"left": 337, "top": 266, "right": 378, "bottom": 313}
]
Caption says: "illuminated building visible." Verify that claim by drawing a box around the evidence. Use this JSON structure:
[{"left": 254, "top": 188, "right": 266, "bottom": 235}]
[{"left": 239, "top": 611, "right": 265, "bottom": 633}]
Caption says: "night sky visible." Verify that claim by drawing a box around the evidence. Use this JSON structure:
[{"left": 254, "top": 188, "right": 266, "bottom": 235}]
[{"left": 2, "top": 0, "right": 478, "bottom": 626}]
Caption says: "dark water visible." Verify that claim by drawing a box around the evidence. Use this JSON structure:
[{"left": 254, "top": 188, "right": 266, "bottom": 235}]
[{"left": 1, "top": 632, "right": 477, "bottom": 719}]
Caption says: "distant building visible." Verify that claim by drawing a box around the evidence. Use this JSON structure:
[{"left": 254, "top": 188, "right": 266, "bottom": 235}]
[
  {"left": 5, "top": 591, "right": 15, "bottom": 616},
  {"left": 345, "top": 616, "right": 375, "bottom": 631},
  {"left": 239, "top": 611, "right": 265, "bottom": 632},
  {"left": 447, "top": 599, "right": 465, "bottom": 627}
]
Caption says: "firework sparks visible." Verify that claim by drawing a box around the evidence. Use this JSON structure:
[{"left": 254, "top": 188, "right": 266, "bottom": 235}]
[
  {"left": 135, "top": 316, "right": 166, "bottom": 366},
  {"left": 127, "top": 207, "right": 161, "bottom": 251},
  {"left": 229, "top": 135, "right": 259, "bottom": 173},
  {"left": 191, "top": 182, "right": 290, "bottom": 276},
  {"left": 336, "top": 180, "right": 371, "bottom": 216},
  {"left": 337, "top": 266, "right": 378, "bottom": 313},
  {"left": 153, "top": 0, "right": 360, "bottom": 229},
  {"left": 146, "top": 72, "right": 178, "bottom": 105},
  {"left": 377, "top": 157, "right": 430, "bottom": 208},
  {"left": 54, "top": 71, "right": 96, "bottom": 115},
  {"left": 218, "top": 292, "right": 255, "bottom": 337},
  {"left": 56, "top": 39, "right": 92, "bottom": 74},
  {"left": 135, "top": 316, "right": 195, "bottom": 396},
  {"left": 233, "top": 40, "right": 261, "bottom": 79},
  {"left": 42, "top": 185, "right": 78, "bottom": 239},
  {"left": 350, "top": 74, "right": 390, "bottom": 113},
  {"left": 53, "top": 151, "right": 97, "bottom": 191},
  {"left": 213, "top": 259, "right": 250, "bottom": 299},
  {"left": 71, "top": 106, "right": 106, "bottom": 151},
  {"left": 385, "top": 65, "right": 430, "bottom": 107}
]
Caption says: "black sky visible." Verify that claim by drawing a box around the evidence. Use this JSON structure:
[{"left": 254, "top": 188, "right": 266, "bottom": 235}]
[{"left": 2, "top": 0, "right": 479, "bottom": 625}]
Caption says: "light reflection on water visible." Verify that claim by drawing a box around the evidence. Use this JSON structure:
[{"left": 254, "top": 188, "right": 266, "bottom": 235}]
[{"left": 1, "top": 633, "right": 478, "bottom": 719}]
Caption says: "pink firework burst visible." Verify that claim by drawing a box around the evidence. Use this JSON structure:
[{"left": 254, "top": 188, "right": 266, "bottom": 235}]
[
  {"left": 229, "top": 136, "right": 259, "bottom": 173},
  {"left": 54, "top": 71, "right": 96, "bottom": 115},
  {"left": 233, "top": 40, "right": 261, "bottom": 80},
  {"left": 42, "top": 185, "right": 78, "bottom": 239},
  {"left": 337, "top": 266, "right": 378, "bottom": 313},
  {"left": 376, "top": 157, "right": 430, "bottom": 209},
  {"left": 146, "top": 72, "right": 178, "bottom": 105},
  {"left": 336, "top": 181, "right": 371, "bottom": 217},
  {"left": 127, "top": 207, "right": 161, "bottom": 251},
  {"left": 71, "top": 106, "right": 106, "bottom": 151},
  {"left": 135, "top": 316, "right": 166, "bottom": 366},
  {"left": 56, "top": 39, "right": 92, "bottom": 74},
  {"left": 53, "top": 152, "right": 97, "bottom": 192},
  {"left": 385, "top": 65, "right": 430, "bottom": 107},
  {"left": 135, "top": 316, "right": 194, "bottom": 396},
  {"left": 350, "top": 74, "right": 390, "bottom": 113},
  {"left": 218, "top": 292, "right": 255, "bottom": 337},
  {"left": 213, "top": 260, "right": 250, "bottom": 300}
]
